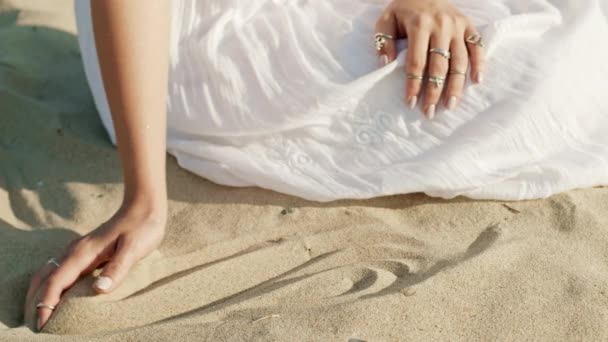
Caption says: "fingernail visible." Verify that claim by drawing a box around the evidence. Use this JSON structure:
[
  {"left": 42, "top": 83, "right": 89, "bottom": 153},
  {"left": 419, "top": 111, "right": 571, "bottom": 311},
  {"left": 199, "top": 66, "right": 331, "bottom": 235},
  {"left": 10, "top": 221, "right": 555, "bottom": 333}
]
[
  {"left": 378, "top": 54, "right": 388, "bottom": 67},
  {"left": 426, "top": 104, "right": 436, "bottom": 119},
  {"left": 476, "top": 72, "right": 484, "bottom": 83},
  {"left": 94, "top": 276, "right": 113, "bottom": 291},
  {"left": 447, "top": 96, "right": 457, "bottom": 110},
  {"left": 407, "top": 96, "right": 417, "bottom": 109}
]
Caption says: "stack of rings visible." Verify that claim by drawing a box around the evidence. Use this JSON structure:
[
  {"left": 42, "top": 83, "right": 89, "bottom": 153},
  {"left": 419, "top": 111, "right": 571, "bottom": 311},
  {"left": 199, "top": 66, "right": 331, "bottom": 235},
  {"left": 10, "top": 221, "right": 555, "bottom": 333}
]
[{"left": 36, "top": 257, "right": 61, "bottom": 313}]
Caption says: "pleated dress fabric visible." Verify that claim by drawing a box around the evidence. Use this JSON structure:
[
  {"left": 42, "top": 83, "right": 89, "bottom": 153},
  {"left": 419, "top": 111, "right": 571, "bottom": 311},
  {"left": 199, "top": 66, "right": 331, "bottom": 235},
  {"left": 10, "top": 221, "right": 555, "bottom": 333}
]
[{"left": 74, "top": 0, "right": 608, "bottom": 202}]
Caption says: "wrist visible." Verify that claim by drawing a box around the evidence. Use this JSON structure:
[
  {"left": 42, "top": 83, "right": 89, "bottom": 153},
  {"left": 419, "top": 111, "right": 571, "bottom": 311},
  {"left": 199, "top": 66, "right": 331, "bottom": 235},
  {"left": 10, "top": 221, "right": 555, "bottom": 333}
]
[{"left": 120, "top": 188, "right": 168, "bottom": 222}]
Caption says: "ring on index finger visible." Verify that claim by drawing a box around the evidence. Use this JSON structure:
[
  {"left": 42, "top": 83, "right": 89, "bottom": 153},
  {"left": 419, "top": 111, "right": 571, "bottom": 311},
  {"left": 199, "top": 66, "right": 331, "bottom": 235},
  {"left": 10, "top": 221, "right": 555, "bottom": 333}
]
[
  {"left": 465, "top": 33, "right": 484, "bottom": 47},
  {"left": 36, "top": 302, "right": 56, "bottom": 311},
  {"left": 375, "top": 32, "right": 395, "bottom": 51}
]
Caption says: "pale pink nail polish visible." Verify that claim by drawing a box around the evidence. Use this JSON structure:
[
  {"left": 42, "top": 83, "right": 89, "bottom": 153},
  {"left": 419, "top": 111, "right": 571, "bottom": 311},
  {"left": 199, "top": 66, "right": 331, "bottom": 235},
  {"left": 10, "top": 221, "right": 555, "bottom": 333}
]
[
  {"left": 408, "top": 96, "right": 418, "bottom": 109},
  {"left": 378, "top": 54, "right": 389, "bottom": 67},
  {"left": 94, "top": 276, "right": 113, "bottom": 291},
  {"left": 426, "top": 104, "right": 436, "bottom": 119},
  {"left": 447, "top": 96, "right": 457, "bottom": 110},
  {"left": 476, "top": 72, "right": 484, "bottom": 83}
]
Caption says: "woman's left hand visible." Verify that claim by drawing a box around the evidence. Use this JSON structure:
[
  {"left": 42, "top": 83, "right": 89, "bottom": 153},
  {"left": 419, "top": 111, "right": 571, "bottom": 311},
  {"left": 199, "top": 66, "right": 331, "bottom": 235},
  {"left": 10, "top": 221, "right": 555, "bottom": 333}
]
[
  {"left": 374, "top": 0, "right": 485, "bottom": 119},
  {"left": 23, "top": 201, "right": 166, "bottom": 332}
]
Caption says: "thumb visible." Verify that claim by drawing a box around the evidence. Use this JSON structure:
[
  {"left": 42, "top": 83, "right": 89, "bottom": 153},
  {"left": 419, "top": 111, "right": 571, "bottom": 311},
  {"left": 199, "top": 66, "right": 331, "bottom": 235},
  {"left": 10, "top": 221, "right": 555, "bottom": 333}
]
[{"left": 92, "top": 238, "right": 136, "bottom": 293}]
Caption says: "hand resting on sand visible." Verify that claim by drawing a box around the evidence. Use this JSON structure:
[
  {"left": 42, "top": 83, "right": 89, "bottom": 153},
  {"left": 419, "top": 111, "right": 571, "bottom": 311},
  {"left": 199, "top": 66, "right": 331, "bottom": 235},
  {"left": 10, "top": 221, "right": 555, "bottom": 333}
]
[{"left": 24, "top": 201, "right": 166, "bottom": 331}]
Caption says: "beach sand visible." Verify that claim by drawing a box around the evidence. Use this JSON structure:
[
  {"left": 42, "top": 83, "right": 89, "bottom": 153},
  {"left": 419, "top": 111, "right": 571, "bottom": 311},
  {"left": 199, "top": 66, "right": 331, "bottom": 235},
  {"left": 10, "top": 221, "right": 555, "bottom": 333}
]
[{"left": 1, "top": 1, "right": 607, "bottom": 341}]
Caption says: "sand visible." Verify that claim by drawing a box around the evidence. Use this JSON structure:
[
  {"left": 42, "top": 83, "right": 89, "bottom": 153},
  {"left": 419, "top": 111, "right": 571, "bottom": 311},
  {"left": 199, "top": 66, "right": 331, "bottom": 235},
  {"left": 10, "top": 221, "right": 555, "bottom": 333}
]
[{"left": 1, "top": 1, "right": 608, "bottom": 341}]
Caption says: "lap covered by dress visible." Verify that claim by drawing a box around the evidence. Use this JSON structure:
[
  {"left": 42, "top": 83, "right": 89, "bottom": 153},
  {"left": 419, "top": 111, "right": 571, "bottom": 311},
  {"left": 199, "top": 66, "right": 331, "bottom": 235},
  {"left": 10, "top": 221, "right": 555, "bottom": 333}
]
[{"left": 74, "top": 0, "right": 608, "bottom": 202}]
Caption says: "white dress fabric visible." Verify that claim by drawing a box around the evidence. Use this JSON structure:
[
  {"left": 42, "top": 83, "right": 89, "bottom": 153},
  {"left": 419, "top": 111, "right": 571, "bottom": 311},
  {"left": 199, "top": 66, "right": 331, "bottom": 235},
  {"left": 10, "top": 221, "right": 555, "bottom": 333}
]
[{"left": 74, "top": 0, "right": 608, "bottom": 202}]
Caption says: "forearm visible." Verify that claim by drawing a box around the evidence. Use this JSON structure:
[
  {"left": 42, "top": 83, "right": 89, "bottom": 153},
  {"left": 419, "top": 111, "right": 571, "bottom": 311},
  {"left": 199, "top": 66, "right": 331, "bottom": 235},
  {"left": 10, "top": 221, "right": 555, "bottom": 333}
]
[{"left": 91, "top": 0, "right": 170, "bottom": 211}]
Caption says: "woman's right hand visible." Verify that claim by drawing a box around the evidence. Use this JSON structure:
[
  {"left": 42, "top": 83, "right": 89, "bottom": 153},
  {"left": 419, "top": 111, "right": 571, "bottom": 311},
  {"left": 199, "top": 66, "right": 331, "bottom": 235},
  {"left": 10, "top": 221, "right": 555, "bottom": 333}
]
[
  {"left": 375, "top": 0, "right": 486, "bottom": 119},
  {"left": 24, "top": 200, "right": 167, "bottom": 332}
]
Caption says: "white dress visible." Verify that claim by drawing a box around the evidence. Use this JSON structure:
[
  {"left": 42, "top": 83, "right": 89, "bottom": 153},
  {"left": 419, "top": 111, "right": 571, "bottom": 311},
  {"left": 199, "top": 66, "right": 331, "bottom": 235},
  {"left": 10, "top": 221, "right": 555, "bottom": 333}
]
[{"left": 74, "top": 0, "right": 608, "bottom": 202}]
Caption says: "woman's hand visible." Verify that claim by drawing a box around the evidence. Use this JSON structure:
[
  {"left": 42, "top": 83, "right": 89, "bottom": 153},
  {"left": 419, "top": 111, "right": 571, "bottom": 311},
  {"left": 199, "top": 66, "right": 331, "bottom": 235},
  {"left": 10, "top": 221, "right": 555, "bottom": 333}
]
[
  {"left": 24, "top": 200, "right": 166, "bottom": 332},
  {"left": 24, "top": 0, "right": 172, "bottom": 332},
  {"left": 375, "top": 0, "right": 485, "bottom": 119}
]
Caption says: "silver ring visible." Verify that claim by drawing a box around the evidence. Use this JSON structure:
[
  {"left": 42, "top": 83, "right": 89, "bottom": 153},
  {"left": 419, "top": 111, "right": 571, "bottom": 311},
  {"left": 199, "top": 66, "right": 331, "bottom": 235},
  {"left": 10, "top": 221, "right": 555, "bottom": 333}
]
[
  {"left": 46, "top": 258, "right": 60, "bottom": 268},
  {"left": 465, "top": 34, "right": 484, "bottom": 48},
  {"left": 428, "top": 76, "right": 446, "bottom": 88},
  {"left": 375, "top": 33, "right": 395, "bottom": 52},
  {"left": 406, "top": 73, "right": 424, "bottom": 81},
  {"left": 429, "top": 48, "right": 451, "bottom": 60},
  {"left": 36, "top": 302, "right": 56, "bottom": 311}
]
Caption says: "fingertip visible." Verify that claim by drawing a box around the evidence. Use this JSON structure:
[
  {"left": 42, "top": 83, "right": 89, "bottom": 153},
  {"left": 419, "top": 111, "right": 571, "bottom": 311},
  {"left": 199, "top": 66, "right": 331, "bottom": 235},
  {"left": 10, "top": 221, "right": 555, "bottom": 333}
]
[
  {"left": 425, "top": 104, "right": 436, "bottom": 120},
  {"left": 92, "top": 276, "right": 113, "bottom": 293},
  {"left": 378, "top": 54, "right": 389, "bottom": 67},
  {"left": 36, "top": 310, "right": 50, "bottom": 332},
  {"left": 407, "top": 95, "right": 418, "bottom": 109},
  {"left": 447, "top": 96, "right": 458, "bottom": 110},
  {"left": 378, "top": 46, "right": 397, "bottom": 68},
  {"left": 92, "top": 285, "right": 108, "bottom": 294}
]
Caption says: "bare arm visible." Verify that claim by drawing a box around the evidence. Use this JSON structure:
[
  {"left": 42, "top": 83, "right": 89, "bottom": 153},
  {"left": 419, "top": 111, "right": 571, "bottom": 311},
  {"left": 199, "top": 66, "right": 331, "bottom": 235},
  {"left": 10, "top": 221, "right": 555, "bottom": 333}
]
[
  {"left": 26, "top": 0, "right": 171, "bottom": 331},
  {"left": 92, "top": 0, "right": 170, "bottom": 209}
]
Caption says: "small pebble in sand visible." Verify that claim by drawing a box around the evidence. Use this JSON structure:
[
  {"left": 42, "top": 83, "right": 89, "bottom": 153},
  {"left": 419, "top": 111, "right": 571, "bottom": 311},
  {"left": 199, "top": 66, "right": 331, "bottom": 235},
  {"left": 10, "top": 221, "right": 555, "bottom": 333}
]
[{"left": 280, "top": 207, "right": 294, "bottom": 215}]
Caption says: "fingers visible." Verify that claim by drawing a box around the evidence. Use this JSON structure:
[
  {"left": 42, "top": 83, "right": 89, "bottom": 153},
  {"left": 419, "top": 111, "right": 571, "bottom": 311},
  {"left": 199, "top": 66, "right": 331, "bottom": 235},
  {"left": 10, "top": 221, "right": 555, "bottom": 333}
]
[
  {"left": 404, "top": 25, "right": 430, "bottom": 109},
  {"left": 375, "top": 10, "right": 398, "bottom": 67},
  {"left": 24, "top": 262, "right": 57, "bottom": 326},
  {"left": 24, "top": 240, "right": 83, "bottom": 328},
  {"left": 423, "top": 32, "right": 451, "bottom": 119},
  {"left": 465, "top": 26, "right": 485, "bottom": 83},
  {"left": 93, "top": 237, "right": 137, "bottom": 294},
  {"left": 444, "top": 38, "right": 469, "bottom": 110},
  {"left": 36, "top": 241, "right": 99, "bottom": 331}
]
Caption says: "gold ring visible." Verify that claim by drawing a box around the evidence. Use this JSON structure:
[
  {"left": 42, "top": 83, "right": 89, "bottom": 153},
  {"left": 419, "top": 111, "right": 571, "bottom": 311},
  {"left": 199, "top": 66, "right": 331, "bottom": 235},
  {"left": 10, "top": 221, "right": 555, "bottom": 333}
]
[
  {"left": 449, "top": 70, "right": 467, "bottom": 76},
  {"left": 36, "top": 302, "right": 56, "bottom": 311},
  {"left": 406, "top": 73, "right": 424, "bottom": 81},
  {"left": 46, "top": 258, "right": 60, "bottom": 268},
  {"left": 465, "top": 34, "right": 484, "bottom": 47}
]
